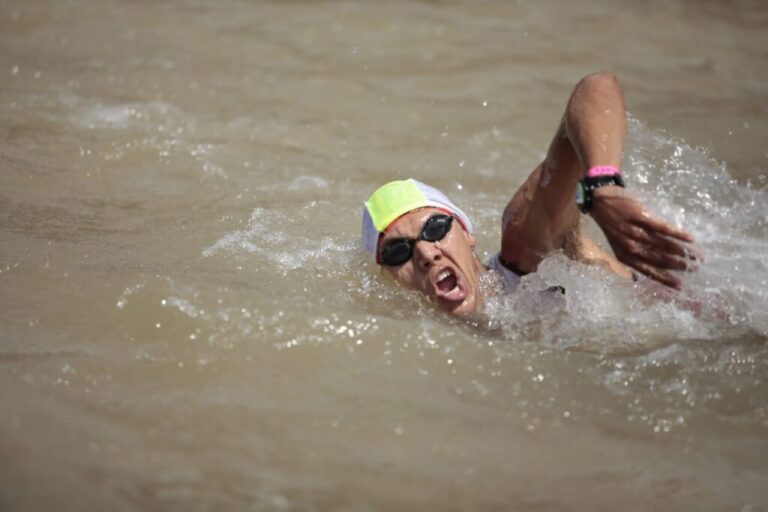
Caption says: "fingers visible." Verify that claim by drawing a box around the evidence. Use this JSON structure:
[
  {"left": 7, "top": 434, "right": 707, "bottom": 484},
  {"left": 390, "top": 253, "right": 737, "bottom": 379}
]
[
  {"left": 610, "top": 230, "right": 698, "bottom": 290},
  {"left": 634, "top": 212, "right": 694, "bottom": 243},
  {"left": 590, "top": 191, "right": 700, "bottom": 289},
  {"left": 648, "top": 235, "right": 698, "bottom": 264},
  {"left": 627, "top": 242, "right": 691, "bottom": 271},
  {"left": 622, "top": 224, "right": 701, "bottom": 264},
  {"left": 631, "top": 260, "right": 682, "bottom": 290},
  {"left": 617, "top": 247, "right": 692, "bottom": 290}
]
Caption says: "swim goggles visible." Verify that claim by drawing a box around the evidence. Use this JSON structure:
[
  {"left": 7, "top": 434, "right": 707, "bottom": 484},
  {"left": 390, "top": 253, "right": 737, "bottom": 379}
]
[{"left": 378, "top": 214, "right": 454, "bottom": 266}]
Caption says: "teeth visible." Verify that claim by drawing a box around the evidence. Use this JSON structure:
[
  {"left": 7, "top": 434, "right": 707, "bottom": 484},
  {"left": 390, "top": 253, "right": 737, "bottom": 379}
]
[{"left": 437, "top": 269, "right": 452, "bottom": 282}]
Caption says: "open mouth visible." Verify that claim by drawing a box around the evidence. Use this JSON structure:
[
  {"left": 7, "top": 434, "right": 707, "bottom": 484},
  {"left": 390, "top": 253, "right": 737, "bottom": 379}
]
[
  {"left": 435, "top": 268, "right": 466, "bottom": 303},
  {"left": 437, "top": 269, "right": 457, "bottom": 292}
]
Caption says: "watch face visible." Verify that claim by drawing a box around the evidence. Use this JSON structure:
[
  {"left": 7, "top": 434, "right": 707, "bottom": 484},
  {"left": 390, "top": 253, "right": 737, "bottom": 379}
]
[{"left": 575, "top": 180, "right": 586, "bottom": 206}]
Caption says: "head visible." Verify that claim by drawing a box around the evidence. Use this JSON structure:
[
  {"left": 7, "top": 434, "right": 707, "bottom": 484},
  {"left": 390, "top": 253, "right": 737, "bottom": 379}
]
[{"left": 362, "top": 179, "right": 485, "bottom": 316}]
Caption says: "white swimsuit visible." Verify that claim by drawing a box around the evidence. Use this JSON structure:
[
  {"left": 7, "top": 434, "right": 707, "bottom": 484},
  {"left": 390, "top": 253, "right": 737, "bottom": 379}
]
[{"left": 486, "top": 253, "right": 522, "bottom": 293}]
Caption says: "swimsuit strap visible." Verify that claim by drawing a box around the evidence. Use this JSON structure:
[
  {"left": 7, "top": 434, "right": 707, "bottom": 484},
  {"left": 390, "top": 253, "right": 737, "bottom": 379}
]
[
  {"left": 497, "top": 254, "right": 529, "bottom": 276},
  {"left": 487, "top": 253, "right": 522, "bottom": 292}
]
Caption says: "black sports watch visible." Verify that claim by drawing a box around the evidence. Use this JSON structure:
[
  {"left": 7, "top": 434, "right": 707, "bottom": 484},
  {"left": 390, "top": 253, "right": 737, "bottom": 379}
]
[{"left": 575, "top": 175, "right": 625, "bottom": 213}]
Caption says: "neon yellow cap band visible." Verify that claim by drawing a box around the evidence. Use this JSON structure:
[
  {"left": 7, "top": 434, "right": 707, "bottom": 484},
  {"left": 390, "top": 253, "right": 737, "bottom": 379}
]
[{"left": 365, "top": 180, "right": 428, "bottom": 232}]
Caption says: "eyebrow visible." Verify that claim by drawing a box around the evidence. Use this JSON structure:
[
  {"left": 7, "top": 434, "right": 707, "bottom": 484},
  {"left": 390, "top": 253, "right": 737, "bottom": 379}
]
[
  {"left": 382, "top": 221, "right": 423, "bottom": 240},
  {"left": 380, "top": 209, "right": 453, "bottom": 246}
]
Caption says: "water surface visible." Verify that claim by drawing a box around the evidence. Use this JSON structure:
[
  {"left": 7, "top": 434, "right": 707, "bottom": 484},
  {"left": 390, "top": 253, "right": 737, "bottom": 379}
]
[{"left": 1, "top": 0, "right": 767, "bottom": 510}]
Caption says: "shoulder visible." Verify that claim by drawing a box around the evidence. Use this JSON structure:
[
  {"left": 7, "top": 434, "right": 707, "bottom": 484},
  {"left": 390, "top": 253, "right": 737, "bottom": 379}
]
[{"left": 486, "top": 252, "right": 523, "bottom": 293}]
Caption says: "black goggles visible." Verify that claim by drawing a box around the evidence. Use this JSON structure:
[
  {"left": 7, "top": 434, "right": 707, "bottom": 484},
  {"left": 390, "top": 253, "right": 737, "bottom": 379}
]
[{"left": 378, "top": 214, "right": 454, "bottom": 266}]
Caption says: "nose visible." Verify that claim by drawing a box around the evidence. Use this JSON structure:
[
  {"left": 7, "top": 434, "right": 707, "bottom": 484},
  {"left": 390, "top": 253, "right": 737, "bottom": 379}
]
[{"left": 412, "top": 240, "right": 442, "bottom": 268}]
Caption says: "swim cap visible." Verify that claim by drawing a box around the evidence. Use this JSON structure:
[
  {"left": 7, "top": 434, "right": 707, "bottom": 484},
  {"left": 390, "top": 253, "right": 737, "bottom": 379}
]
[{"left": 361, "top": 178, "right": 473, "bottom": 260}]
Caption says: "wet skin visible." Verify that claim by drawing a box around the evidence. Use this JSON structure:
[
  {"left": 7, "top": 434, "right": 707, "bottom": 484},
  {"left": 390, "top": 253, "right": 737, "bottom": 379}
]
[
  {"left": 379, "top": 207, "right": 485, "bottom": 316},
  {"left": 376, "top": 73, "right": 699, "bottom": 315}
]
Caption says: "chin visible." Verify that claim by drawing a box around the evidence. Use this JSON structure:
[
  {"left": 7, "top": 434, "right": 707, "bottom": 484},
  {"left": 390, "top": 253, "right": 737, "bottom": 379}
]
[{"left": 443, "top": 293, "right": 479, "bottom": 316}]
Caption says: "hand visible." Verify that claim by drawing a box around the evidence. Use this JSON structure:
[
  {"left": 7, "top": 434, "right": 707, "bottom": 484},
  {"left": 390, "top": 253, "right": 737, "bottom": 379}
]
[{"left": 589, "top": 185, "right": 700, "bottom": 289}]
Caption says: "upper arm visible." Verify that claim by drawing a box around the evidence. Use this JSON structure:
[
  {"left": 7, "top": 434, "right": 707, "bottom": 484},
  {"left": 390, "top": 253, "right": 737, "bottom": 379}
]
[
  {"left": 500, "top": 118, "right": 583, "bottom": 273},
  {"left": 499, "top": 71, "right": 625, "bottom": 273}
]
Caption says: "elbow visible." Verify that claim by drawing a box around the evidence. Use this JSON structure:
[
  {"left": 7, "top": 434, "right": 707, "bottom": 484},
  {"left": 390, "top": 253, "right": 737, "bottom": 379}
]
[
  {"left": 566, "top": 71, "right": 625, "bottom": 117},
  {"left": 576, "top": 71, "right": 622, "bottom": 95}
]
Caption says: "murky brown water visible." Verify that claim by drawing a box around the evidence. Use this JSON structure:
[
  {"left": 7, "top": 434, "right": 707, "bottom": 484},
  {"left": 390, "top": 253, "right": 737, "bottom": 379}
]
[{"left": 1, "top": 0, "right": 767, "bottom": 510}]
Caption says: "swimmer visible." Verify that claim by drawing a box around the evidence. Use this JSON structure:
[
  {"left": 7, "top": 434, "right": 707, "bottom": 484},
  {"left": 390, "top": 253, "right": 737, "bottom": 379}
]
[{"left": 361, "top": 72, "right": 699, "bottom": 316}]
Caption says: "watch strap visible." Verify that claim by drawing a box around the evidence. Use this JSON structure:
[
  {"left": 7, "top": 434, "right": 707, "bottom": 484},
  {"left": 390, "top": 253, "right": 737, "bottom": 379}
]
[{"left": 576, "top": 174, "right": 625, "bottom": 213}]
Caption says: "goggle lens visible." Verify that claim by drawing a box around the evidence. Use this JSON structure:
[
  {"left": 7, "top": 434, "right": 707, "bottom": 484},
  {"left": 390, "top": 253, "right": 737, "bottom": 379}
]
[{"left": 379, "top": 215, "right": 453, "bottom": 266}]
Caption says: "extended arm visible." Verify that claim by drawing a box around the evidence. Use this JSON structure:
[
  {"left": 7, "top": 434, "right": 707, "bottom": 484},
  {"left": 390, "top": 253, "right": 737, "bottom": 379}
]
[{"left": 501, "top": 72, "right": 697, "bottom": 288}]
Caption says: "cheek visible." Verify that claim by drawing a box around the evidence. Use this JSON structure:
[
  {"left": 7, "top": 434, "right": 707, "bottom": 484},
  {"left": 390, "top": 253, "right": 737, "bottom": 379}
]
[
  {"left": 385, "top": 264, "right": 421, "bottom": 288},
  {"left": 444, "top": 232, "right": 471, "bottom": 259}
]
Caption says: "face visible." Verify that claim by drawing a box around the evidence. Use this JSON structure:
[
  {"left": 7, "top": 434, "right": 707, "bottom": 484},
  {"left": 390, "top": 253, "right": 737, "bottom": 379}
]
[{"left": 378, "top": 207, "right": 484, "bottom": 316}]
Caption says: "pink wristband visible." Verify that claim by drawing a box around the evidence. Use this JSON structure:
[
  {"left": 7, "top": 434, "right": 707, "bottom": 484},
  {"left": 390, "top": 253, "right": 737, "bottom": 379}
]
[{"left": 586, "top": 165, "right": 621, "bottom": 178}]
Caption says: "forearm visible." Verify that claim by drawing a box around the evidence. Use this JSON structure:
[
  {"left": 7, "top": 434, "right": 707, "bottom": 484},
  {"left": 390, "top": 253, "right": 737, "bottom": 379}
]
[
  {"left": 562, "top": 71, "right": 627, "bottom": 173},
  {"left": 533, "top": 72, "right": 628, "bottom": 226}
]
